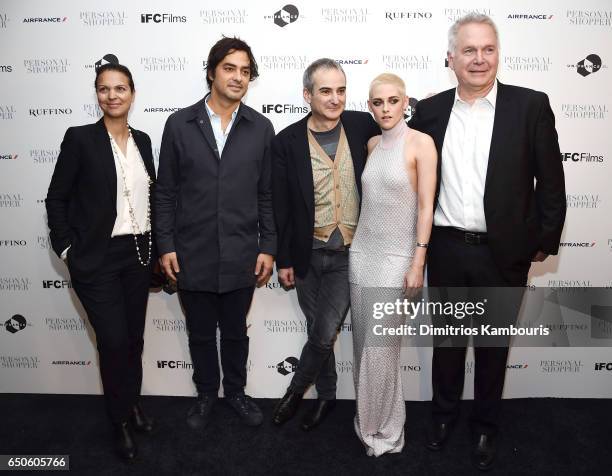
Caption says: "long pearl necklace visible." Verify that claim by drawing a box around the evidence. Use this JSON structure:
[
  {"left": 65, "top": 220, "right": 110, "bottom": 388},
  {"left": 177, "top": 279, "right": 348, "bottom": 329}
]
[{"left": 108, "top": 128, "right": 153, "bottom": 266}]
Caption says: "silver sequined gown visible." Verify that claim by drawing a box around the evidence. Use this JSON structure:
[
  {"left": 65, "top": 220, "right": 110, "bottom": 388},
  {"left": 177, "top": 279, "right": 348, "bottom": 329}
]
[{"left": 349, "top": 121, "right": 417, "bottom": 456}]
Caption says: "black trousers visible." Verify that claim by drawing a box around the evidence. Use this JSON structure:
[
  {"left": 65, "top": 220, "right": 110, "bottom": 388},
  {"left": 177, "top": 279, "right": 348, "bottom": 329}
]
[
  {"left": 179, "top": 286, "right": 255, "bottom": 397},
  {"left": 427, "top": 226, "right": 527, "bottom": 435},
  {"left": 71, "top": 235, "right": 153, "bottom": 424},
  {"left": 289, "top": 249, "right": 350, "bottom": 400}
]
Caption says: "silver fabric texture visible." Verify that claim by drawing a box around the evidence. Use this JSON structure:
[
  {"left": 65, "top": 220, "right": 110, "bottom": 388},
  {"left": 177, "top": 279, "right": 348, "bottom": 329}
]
[{"left": 349, "top": 128, "right": 417, "bottom": 456}]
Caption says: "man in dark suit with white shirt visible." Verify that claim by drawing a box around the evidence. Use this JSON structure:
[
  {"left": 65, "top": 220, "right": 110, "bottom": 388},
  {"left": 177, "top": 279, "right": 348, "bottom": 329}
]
[{"left": 409, "top": 13, "right": 566, "bottom": 471}]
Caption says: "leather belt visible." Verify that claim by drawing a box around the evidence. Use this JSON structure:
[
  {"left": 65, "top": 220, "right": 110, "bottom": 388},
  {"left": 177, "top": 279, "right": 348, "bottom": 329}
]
[{"left": 436, "top": 226, "right": 488, "bottom": 245}]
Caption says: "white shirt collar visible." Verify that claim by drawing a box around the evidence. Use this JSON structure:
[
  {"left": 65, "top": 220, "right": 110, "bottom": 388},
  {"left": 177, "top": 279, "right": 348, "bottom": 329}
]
[
  {"left": 454, "top": 79, "right": 498, "bottom": 109},
  {"left": 205, "top": 97, "right": 239, "bottom": 120}
]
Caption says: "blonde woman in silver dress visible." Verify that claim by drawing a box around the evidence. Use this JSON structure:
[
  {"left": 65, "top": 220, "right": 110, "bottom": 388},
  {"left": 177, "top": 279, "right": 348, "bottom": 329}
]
[{"left": 349, "top": 73, "right": 437, "bottom": 456}]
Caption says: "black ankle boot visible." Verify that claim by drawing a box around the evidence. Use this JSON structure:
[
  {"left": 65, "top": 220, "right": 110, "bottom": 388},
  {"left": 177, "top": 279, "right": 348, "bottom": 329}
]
[
  {"left": 114, "top": 422, "right": 137, "bottom": 461},
  {"left": 471, "top": 433, "right": 496, "bottom": 471},
  {"left": 301, "top": 399, "right": 336, "bottom": 431},
  {"left": 272, "top": 391, "right": 303, "bottom": 425},
  {"left": 131, "top": 403, "right": 154, "bottom": 432}
]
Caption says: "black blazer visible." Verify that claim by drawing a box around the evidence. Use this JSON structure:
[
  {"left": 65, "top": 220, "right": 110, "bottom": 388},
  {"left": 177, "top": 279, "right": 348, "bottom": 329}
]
[
  {"left": 46, "top": 118, "right": 156, "bottom": 282},
  {"left": 154, "top": 97, "right": 276, "bottom": 293},
  {"left": 272, "top": 110, "right": 380, "bottom": 278},
  {"left": 409, "top": 81, "right": 566, "bottom": 285}
]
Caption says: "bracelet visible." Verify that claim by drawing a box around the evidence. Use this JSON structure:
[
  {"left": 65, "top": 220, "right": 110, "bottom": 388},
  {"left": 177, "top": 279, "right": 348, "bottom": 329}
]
[{"left": 416, "top": 242, "right": 428, "bottom": 248}]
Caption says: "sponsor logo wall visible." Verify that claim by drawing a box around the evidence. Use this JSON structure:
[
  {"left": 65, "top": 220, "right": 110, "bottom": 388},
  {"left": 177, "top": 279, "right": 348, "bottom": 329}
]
[{"left": 1, "top": 0, "right": 610, "bottom": 399}]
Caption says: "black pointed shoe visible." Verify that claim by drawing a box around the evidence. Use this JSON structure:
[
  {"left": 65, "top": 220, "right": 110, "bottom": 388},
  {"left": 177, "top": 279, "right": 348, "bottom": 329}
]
[
  {"left": 426, "top": 421, "right": 454, "bottom": 451},
  {"left": 272, "top": 391, "right": 303, "bottom": 425},
  {"left": 186, "top": 394, "right": 217, "bottom": 430},
  {"left": 301, "top": 399, "right": 336, "bottom": 431},
  {"left": 471, "top": 433, "right": 496, "bottom": 471},
  {"left": 114, "top": 421, "right": 137, "bottom": 462},
  {"left": 131, "top": 403, "right": 154, "bottom": 433}
]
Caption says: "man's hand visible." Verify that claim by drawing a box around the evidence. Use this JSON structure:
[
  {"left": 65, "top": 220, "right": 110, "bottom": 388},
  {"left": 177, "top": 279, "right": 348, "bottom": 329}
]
[
  {"left": 278, "top": 267, "right": 295, "bottom": 289},
  {"left": 255, "top": 253, "right": 274, "bottom": 288},
  {"left": 160, "top": 252, "right": 180, "bottom": 282},
  {"left": 532, "top": 251, "right": 549, "bottom": 262}
]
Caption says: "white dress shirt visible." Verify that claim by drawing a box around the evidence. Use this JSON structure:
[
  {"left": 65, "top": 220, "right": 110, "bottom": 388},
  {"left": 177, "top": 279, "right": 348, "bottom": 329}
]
[
  {"left": 205, "top": 98, "right": 238, "bottom": 157},
  {"left": 434, "top": 81, "right": 497, "bottom": 232},
  {"left": 110, "top": 134, "right": 151, "bottom": 237}
]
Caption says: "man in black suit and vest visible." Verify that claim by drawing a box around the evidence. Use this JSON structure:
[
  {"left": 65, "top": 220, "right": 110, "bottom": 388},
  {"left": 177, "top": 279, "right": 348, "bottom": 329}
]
[
  {"left": 155, "top": 37, "right": 276, "bottom": 429},
  {"left": 271, "top": 58, "right": 379, "bottom": 430},
  {"left": 409, "top": 13, "right": 566, "bottom": 470}
]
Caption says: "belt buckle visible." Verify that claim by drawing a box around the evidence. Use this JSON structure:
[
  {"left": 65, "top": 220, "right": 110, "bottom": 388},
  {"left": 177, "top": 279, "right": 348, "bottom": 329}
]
[{"left": 464, "top": 232, "right": 480, "bottom": 245}]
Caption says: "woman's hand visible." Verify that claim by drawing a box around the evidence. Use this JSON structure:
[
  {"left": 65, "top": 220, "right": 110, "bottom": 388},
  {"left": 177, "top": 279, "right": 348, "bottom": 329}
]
[{"left": 403, "top": 263, "right": 424, "bottom": 298}]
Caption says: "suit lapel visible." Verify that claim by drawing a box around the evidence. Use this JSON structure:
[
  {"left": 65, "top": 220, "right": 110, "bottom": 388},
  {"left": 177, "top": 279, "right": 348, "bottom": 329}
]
[
  {"left": 434, "top": 89, "right": 455, "bottom": 156},
  {"left": 93, "top": 119, "right": 117, "bottom": 205},
  {"left": 484, "top": 81, "right": 509, "bottom": 196},
  {"left": 130, "top": 127, "right": 156, "bottom": 181},
  {"left": 294, "top": 116, "right": 315, "bottom": 215},
  {"left": 431, "top": 90, "right": 455, "bottom": 195},
  {"left": 341, "top": 113, "right": 365, "bottom": 195}
]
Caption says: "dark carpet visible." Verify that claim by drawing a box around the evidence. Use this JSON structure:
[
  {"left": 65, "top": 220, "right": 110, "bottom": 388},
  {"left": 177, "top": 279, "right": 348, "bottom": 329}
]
[{"left": 0, "top": 395, "right": 609, "bottom": 475}]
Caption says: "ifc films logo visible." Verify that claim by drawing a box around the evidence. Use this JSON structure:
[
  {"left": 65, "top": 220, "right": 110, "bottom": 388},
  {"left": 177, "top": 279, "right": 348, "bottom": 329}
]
[{"left": 140, "top": 13, "right": 187, "bottom": 24}]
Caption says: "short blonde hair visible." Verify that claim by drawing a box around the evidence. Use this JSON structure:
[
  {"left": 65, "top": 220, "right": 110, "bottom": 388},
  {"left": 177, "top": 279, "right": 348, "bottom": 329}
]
[{"left": 369, "top": 73, "right": 406, "bottom": 98}]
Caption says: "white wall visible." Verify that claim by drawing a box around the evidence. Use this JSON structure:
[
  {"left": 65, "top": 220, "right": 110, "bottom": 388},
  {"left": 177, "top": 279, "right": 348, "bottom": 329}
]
[{"left": 1, "top": 0, "right": 611, "bottom": 399}]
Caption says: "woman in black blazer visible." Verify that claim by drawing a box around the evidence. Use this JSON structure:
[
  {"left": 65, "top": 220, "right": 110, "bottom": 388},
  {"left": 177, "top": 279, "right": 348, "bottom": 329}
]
[{"left": 46, "top": 64, "right": 156, "bottom": 461}]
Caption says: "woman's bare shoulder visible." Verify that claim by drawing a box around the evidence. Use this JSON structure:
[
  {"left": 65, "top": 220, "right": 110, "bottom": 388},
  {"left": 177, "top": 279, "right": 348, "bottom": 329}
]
[{"left": 367, "top": 134, "right": 382, "bottom": 154}]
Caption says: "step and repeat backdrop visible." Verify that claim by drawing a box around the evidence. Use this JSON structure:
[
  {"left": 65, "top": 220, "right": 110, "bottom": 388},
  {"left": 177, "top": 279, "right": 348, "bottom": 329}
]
[{"left": 1, "top": 0, "right": 611, "bottom": 400}]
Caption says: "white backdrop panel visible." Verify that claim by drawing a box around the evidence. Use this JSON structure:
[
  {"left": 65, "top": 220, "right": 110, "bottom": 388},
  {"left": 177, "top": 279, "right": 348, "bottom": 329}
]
[{"left": 1, "top": 0, "right": 611, "bottom": 399}]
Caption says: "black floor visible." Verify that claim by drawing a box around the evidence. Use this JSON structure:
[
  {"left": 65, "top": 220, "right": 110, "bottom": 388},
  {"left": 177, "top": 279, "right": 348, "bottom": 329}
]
[{"left": 0, "top": 395, "right": 609, "bottom": 475}]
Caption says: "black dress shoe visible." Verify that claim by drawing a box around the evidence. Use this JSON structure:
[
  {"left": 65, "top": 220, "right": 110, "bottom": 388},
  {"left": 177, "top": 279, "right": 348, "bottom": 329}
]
[
  {"left": 301, "top": 399, "right": 336, "bottom": 431},
  {"left": 131, "top": 403, "right": 154, "bottom": 433},
  {"left": 186, "top": 394, "right": 217, "bottom": 430},
  {"left": 471, "top": 433, "right": 496, "bottom": 472},
  {"left": 114, "top": 421, "right": 137, "bottom": 462},
  {"left": 426, "top": 422, "right": 454, "bottom": 451},
  {"left": 272, "top": 391, "right": 303, "bottom": 425}
]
